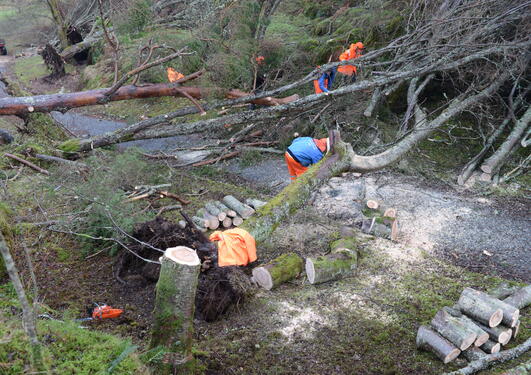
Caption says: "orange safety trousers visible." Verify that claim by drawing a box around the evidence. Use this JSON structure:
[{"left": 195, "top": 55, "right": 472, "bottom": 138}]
[{"left": 284, "top": 152, "right": 308, "bottom": 180}]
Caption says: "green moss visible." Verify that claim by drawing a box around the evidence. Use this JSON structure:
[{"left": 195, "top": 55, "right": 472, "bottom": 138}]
[
  {"left": 58, "top": 138, "right": 81, "bottom": 154},
  {"left": 267, "top": 253, "right": 304, "bottom": 288}
]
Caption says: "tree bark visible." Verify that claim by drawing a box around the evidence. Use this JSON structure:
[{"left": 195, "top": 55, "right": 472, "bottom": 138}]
[
  {"left": 150, "top": 246, "right": 201, "bottom": 374},
  {"left": 431, "top": 309, "right": 477, "bottom": 351},
  {"left": 213, "top": 201, "right": 237, "bottom": 218},
  {"left": 442, "top": 306, "right": 489, "bottom": 347},
  {"left": 39, "top": 44, "right": 65, "bottom": 79},
  {"left": 222, "top": 196, "right": 255, "bottom": 219},
  {"left": 480, "top": 107, "right": 531, "bottom": 175},
  {"left": 503, "top": 285, "right": 531, "bottom": 310},
  {"left": 480, "top": 340, "right": 501, "bottom": 354},
  {"left": 204, "top": 202, "right": 227, "bottom": 221},
  {"left": 305, "top": 238, "right": 358, "bottom": 285},
  {"left": 252, "top": 253, "right": 303, "bottom": 290},
  {"left": 487, "top": 298, "right": 519, "bottom": 328},
  {"left": 463, "top": 347, "right": 487, "bottom": 362},
  {"left": 457, "top": 288, "right": 504, "bottom": 327},
  {"left": 245, "top": 198, "right": 268, "bottom": 210},
  {"left": 0, "top": 233, "right": 44, "bottom": 371},
  {"left": 60, "top": 32, "right": 103, "bottom": 60},
  {"left": 475, "top": 322, "right": 512, "bottom": 345},
  {"left": 443, "top": 337, "right": 531, "bottom": 375},
  {"left": 197, "top": 209, "right": 219, "bottom": 230},
  {"left": 0, "top": 83, "right": 297, "bottom": 116},
  {"left": 46, "top": 0, "right": 69, "bottom": 49},
  {"left": 416, "top": 325, "right": 461, "bottom": 364}
]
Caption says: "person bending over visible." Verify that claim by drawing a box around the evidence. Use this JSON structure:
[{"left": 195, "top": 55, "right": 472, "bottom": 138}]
[{"left": 284, "top": 136, "right": 330, "bottom": 180}]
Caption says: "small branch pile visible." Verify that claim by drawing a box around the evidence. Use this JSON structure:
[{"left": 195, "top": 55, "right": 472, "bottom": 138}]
[
  {"left": 192, "top": 196, "right": 267, "bottom": 231},
  {"left": 416, "top": 286, "right": 530, "bottom": 365}
]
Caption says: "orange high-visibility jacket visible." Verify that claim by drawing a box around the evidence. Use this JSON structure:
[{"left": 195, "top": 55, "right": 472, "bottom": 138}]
[
  {"left": 338, "top": 42, "right": 364, "bottom": 76},
  {"left": 167, "top": 67, "right": 185, "bottom": 82}
]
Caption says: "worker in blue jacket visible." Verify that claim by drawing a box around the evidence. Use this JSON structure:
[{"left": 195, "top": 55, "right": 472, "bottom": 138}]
[
  {"left": 285, "top": 137, "right": 330, "bottom": 180},
  {"left": 313, "top": 66, "right": 337, "bottom": 95}
]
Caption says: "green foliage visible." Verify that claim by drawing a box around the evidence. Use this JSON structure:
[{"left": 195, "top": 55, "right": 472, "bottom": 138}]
[
  {"left": 47, "top": 150, "right": 158, "bottom": 255},
  {"left": 0, "top": 301, "right": 147, "bottom": 374},
  {"left": 117, "top": 0, "right": 152, "bottom": 35}
]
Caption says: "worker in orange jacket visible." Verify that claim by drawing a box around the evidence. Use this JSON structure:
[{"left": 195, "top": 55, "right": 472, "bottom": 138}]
[
  {"left": 285, "top": 136, "right": 330, "bottom": 180},
  {"left": 337, "top": 42, "right": 364, "bottom": 82}
]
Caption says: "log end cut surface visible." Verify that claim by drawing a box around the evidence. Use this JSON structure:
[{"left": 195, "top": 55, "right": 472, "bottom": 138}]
[
  {"left": 252, "top": 267, "right": 273, "bottom": 290},
  {"left": 165, "top": 246, "right": 200, "bottom": 266},
  {"left": 305, "top": 258, "right": 316, "bottom": 285}
]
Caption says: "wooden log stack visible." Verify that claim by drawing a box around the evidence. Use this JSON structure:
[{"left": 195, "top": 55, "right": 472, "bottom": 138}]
[
  {"left": 192, "top": 196, "right": 267, "bottom": 232},
  {"left": 416, "top": 285, "right": 530, "bottom": 365},
  {"left": 360, "top": 200, "right": 399, "bottom": 241}
]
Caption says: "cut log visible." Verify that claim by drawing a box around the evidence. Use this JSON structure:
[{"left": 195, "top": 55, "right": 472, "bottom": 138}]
[
  {"left": 222, "top": 217, "right": 232, "bottom": 228},
  {"left": 191, "top": 216, "right": 208, "bottom": 230},
  {"left": 366, "top": 200, "right": 379, "bottom": 209},
  {"left": 416, "top": 325, "right": 461, "bottom": 364},
  {"left": 503, "top": 285, "right": 531, "bottom": 310},
  {"left": 512, "top": 320, "right": 520, "bottom": 338},
  {"left": 197, "top": 208, "right": 219, "bottom": 230},
  {"left": 150, "top": 247, "right": 201, "bottom": 373},
  {"left": 442, "top": 306, "right": 490, "bottom": 347},
  {"left": 457, "top": 288, "right": 503, "bottom": 327},
  {"left": 204, "top": 202, "right": 227, "bottom": 221},
  {"left": 480, "top": 340, "right": 501, "bottom": 354},
  {"left": 222, "top": 195, "right": 255, "bottom": 219},
  {"left": 476, "top": 322, "right": 512, "bottom": 345},
  {"left": 305, "top": 238, "right": 358, "bottom": 285},
  {"left": 232, "top": 216, "right": 244, "bottom": 227},
  {"left": 463, "top": 347, "right": 487, "bottom": 362},
  {"left": 245, "top": 198, "right": 268, "bottom": 210},
  {"left": 213, "top": 201, "right": 237, "bottom": 218},
  {"left": 252, "top": 253, "right": 304, "bottom": 290},
  {"left": 488, "top": 298, "right": 519, "bottom": 328},
  {"left": 177, "top": 220, "right": 187, "bottom": 229},
  {"left": 383, "top": 208, "right": 397, "bottom": 219},
  {"left": 431, "top": 310, "right": 477, "bottom": 350},
  {"left": 360, "top": 218, "right": 398, "bottom": 241}
]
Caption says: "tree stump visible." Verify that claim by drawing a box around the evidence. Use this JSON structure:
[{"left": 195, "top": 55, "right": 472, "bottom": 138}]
[
  {"left": 252, "top": 253, "right": 303, "bottom": 290},
  {"left": 39, "top": 44, "right": 65, "bottom": 79},
  {"left": 457, "top": 288, "right": 503, "bottom": 327},
  {"left": 416, "top": 325, "right": 461, "bottom": 364},
  {"left": 305, "top": 238, "right": 358, "bottom": 285},
  {"left": 431, "top": 310, "right": 477, "bottom": 350},
  {"left": 222, "top": 195, "right": 255, "bottom": 218},
  {"left": 150, "top": 246, "right": 201, "bottom": 374},
  {"left": 480, "top": 340, "right": 501, "bottom": 354}
]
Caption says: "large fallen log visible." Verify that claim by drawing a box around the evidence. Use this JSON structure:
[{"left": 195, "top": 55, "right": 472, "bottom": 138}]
[
  {"left": 0, "top": 82, "right": 298, "bottom": 116},
  {"left": 431, "top": 310, "right": 477, "bottom": 351},
  {"left": 252, "top": 253, "right": 303, "bottom": 290},
  {"left": 457, "top": 288, "right": 504, "bottom": 328},
  {"left": 150, "top": 246, "right": 201, "bottom": 374},
  {"left": 305, "top": 238, "right": 358, "bottom": 285},
  {"left": 416, "top": 325, "right": 461, "bottom": 364}
]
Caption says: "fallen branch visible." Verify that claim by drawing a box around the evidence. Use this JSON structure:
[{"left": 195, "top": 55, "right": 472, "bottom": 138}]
[
  {"left": 34, "top": 154, "right": 88, "bottom": 170},
  {"left": 443, "top": 337, "right": 531, "bottom": 375},
  {"left": 4, "top": 153, "right": 49, "bottom": 175}
]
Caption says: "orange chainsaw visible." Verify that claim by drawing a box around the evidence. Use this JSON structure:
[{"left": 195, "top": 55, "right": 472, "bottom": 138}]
[{"left": 78, "top": 303, "right": 123, "bottom": 321}]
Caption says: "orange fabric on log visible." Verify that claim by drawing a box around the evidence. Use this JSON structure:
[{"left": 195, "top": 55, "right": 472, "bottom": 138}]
[
  {"left": 209, "top": 228, "right": 257, "bottom": 267},
  {"left": 167, "top": 67, "right": 185, "bottom": 82},
  {"left": 284, "top": 151, "right": 308, "bottom": 180}
]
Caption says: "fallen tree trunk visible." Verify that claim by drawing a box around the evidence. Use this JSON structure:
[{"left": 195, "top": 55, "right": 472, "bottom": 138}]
[
  {"left": 305, "top": 237, "right": 358, "bottom": 285},
  {"left": 443, "top": 337, "right": 531, "bottom": 375},
  {"left": 431, "top": 310, "right": 477, "bottom": 351},
  {"left": 416, "top": 325, "right": 461, "bottom": 364},
  {"left": 457, "top": 288, "right": 504, "bottom": 327},
  {"left": 150, "top": 246, "right": 201, "bottom": 374},
  {"left": 252, "top": 253, "right": 303, "bottom": 290},
  {"left": 0, "top": 83, "right": 298, "bottom": 116}
]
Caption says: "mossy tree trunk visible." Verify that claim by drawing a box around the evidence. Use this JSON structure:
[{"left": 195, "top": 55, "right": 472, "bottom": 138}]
[
  {"left": 150, "top": 246, "right": 201, "bottom": 374},
  {"left": 45, "top": 0, "right": 69, "bottom": 50},
  {"left": 252, "top": 253, "right": 303, "bottom": 290},
  {"left": 305, "top": 238, "right": 358, "bottom": 285}
]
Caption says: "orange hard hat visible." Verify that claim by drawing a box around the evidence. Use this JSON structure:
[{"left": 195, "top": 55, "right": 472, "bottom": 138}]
[
  {"left": 355, "top": 42, "right": 364, "bottom": 49},
  {"left": 255, "top": 56, "right": 265, "bottom": 64}
]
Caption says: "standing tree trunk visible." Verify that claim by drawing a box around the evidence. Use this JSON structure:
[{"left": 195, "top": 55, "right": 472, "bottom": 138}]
[
  {"left": 0, "top": 233, "right": 44, "bottom": 372},
  {"left": 46, "top": 0, "right": 69, "bottom": 50},
  {"left": 150, "top": 246, "right": 201, "bottom": 374}
]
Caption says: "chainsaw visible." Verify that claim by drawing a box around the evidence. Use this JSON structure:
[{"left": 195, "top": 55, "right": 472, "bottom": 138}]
[{"left": 77, "top": 303, "right": 124, "bottom": 322}]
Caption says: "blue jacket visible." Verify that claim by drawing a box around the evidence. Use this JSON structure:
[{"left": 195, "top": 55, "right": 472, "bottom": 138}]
[
  {"left": 287, "top": 137, "right": 324, "bottom": 167},
  {"left": 318, "top": 67, "right": 337, "bottom": 93}
]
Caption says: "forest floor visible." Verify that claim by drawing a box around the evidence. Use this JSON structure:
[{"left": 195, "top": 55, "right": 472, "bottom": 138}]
[{"left": 0, "top": 52, "right": 529, "bottom": 375}]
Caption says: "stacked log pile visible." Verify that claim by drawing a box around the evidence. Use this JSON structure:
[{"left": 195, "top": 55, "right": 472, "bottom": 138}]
[
  {"left": 360, "top": 200, "right": 399, "bottom": 241},
  {"left": 192, "top": 195, "right": 267, "bottom": 232},
  {"left": 416, "top": 286, "right": 530, "bottom": 364}
]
